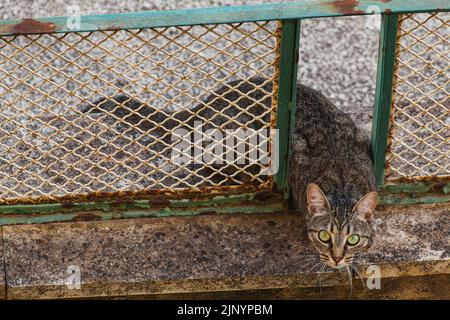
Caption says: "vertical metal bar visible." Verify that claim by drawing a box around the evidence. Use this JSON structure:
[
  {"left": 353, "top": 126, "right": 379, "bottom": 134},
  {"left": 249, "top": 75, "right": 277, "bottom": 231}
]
[
  {"left": 275, "top": 19, "right": 300, "bottom": 196},
  {"left": 371, "top": 13, "right": 399, "bottom": 187}
]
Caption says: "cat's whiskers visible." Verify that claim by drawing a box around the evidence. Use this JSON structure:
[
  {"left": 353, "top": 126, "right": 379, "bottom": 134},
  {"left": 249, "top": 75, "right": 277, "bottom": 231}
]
[
  {"left": 297, "top": 257, "right": 320, "bottom": 272},
  {"left": 314, "top": 263, "right": 327, "bottom": 296},
  {"left": 299, "top": 261, "right": 323, "bottom": 286},
  {"left": 344, "top": 256, "right": 354, "bottom": 265},
  {"left": 350, "top": 264, "right": 366, "bottom": 288},
  {"left": 345, "top": 265, "right": 353, "bottom": 299}
]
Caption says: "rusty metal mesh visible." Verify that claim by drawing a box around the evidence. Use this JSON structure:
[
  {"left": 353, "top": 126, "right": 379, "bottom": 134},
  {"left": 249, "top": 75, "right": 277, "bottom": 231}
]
[
  {"left": 0, "top": 21, "right": 280, "bottom": 204},
  {"left": 385, "top": 12, "right": 449, "bottom": 182}
]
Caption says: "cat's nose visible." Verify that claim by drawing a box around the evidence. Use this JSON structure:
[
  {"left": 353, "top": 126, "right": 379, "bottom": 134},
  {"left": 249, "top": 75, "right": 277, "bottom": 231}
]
[{"left": 332, "top": 256, "right": 342, "bottom": 264}]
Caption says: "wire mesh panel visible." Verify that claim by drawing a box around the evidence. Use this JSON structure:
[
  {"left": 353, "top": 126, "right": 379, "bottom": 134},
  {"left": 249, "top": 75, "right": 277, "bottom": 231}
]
[
  {"left": 385, "top": 12, "right": 449, "bottom": 182},
  {"left": 0, "top": 21, "right": 281, "bottom": 204}
]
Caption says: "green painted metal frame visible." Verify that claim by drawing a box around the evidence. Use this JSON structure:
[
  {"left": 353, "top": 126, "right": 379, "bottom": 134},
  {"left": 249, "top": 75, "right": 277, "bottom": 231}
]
[
  {"left": 0, "top": 16, "right": 301, "bottom": 222},
  {"left": 371, "top": 12, "right": 450, "bottom": 205},
  {"left": 0, "top": 1, "right": 449, "bottom": 224},
  {"left": 371, "top": 13, "right": 399, "bottom": 187},
  {"left": 275, "top": 19, "right": 301, "bottom": 198}
]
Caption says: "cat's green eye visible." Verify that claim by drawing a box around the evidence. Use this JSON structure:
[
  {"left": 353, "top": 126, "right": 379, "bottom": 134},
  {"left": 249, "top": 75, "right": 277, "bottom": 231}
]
[
  {"left": 347, "top": 234, "right": 360, "bottom": 246},
  {"left": 318, "top": 230, "right": 331, "bottom": 243}
]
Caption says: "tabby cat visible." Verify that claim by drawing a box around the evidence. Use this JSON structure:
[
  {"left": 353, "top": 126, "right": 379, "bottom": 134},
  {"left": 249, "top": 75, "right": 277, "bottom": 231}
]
[{"left": 288, "top": 81, "right": 377, "bottom": 271}]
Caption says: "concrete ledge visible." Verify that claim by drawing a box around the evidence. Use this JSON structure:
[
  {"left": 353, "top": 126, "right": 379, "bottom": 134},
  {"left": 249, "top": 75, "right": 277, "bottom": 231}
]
[
  {"left": 0, "top": 231, "right": 5, "bottom": 299},
  {"left": 119, "top": 274, "right": 450, "bottom": 300},
  {"left": 1, "top": 203, "right": 449, "bottom": 299}
]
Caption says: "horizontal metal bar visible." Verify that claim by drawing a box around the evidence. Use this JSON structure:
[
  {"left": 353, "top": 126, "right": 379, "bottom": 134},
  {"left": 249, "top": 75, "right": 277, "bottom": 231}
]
[
  {"left": 0, "top": 192, "right": 278, "bottom": 214},
  {"left": 0, "top": 197, "right": 285, "bottom": 226},
  {"left": 0, "top": 192, "right": 284, "bottom": 222},
  {"left": 378, "top": 193, "right": 450, "bottom": 206},
  {"left": 380, "top": 182, "right": 450, "bottom": 194},
  {"left": 0, "top": 1, "right": 449, "bottom": 36}
]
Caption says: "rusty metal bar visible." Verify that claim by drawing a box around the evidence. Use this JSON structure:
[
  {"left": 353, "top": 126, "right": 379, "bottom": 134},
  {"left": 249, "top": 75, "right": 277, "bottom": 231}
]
[{"left": 0, "top": 1, "right": 448, "bottom": 36}]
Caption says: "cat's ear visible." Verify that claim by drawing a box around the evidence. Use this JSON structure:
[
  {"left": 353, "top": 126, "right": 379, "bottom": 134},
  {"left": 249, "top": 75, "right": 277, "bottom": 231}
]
[
  {"left": 353, "top": 192, "right": 378, "bottom": 222},
  {"left": 306, "top": 183, "right": 330, "bottom": 216}
]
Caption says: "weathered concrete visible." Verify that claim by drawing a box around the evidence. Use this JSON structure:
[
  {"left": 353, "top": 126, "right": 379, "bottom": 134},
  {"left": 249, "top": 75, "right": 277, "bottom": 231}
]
[
  {"left": 358, "top": 204, "right": 449, "bottom": 277},
  {"left": 122, "top": 273, "right": 450, "bottom": 300},
  {"left": 2, "top": 203, "right": 449, "bottom": 299},
  {"left": 0, "top": 228, "right": 5, "bottom": 299}
]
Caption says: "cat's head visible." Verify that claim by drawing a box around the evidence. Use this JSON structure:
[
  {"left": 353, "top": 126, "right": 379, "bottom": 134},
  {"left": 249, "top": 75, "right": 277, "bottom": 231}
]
[{"left": 305, "top": 183, "right": 377, "bottom": 269}]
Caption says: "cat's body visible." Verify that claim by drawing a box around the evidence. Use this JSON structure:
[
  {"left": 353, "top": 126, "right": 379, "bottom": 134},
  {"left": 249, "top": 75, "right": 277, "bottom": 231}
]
[
  {"left": 286, "top": 82, "right": 377, "bottom": 270},
  {"left": 288, "top": 83, "right": 376, "bottom": 213},
  {"left": 83, "top": 77, "right": 377, "bottom": 270},
  {"left": 81, "top": 94, "right": 183, "bottom": 136}
]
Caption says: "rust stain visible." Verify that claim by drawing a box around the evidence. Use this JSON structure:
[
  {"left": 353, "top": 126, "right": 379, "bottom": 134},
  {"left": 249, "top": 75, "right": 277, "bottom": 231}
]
[
  {"left": 325, "top": 0, "right": 391, "bottom": 15},
  {"left": 71, "top": 212, "right": 102, "bottom": 222},
  {"left": 98, "top": 23, "right": 123, "bottom": 32},
  {"left": 1, "top": 18, "right": 56, "bottom": 35},
  {"left": 0, "top": 181, "right": 275, "bottom": 206},
  {"left": 325, "top": 0, "right": 365, "bottom": 15},
  {"left": 254, "top": 191, "right": 274, "bottom": 202}
]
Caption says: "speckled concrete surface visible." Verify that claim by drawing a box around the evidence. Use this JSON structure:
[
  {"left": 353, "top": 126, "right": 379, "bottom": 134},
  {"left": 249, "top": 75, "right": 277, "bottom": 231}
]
[
  {"left": 2, "top": 203, "right": 449, "bottom": 299},
  {"left": 128, "top": 274, "right": 450, "bottom": 299},
  {"left": 0, "top": 229, "right": 5, "bottom": 299},
  {"left": 366, "top": 204, "right": 450, "bottom": 264},
  {"left": 2, "top": 211, "right": 324, "bottom": 298}
]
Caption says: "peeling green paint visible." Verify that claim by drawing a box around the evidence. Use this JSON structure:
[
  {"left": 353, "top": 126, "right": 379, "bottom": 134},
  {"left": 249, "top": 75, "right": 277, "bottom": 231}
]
[
  {"left": 0, "top": 193, "right": 285, "bottom": 226},
  {"left": 380, "top": 183, "right": 450, "bottom": 194},
  {"left": 443, "top": 185, "right": 450, "bottom": 194},
  {"left": 0, "top": 193, "right": 268, "bottom": 215},
  {"left": 379, "top": 193, "right": 450, "bottom": 206}
]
